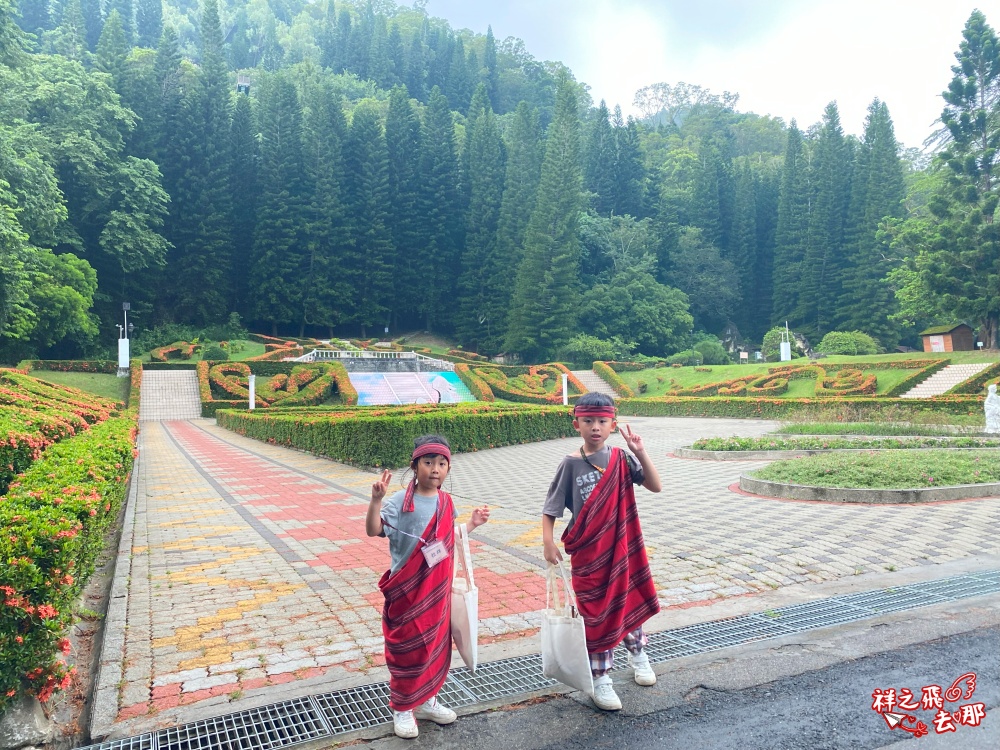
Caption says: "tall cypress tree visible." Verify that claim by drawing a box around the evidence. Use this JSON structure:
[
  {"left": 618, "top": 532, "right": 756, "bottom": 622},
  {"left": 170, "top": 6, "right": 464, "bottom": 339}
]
[
  {"left": 229, "top": 91, "right": 258, "bottom": 317},
  {"left": 135, "top": 0, "right": 161, "bottom": 48},
  {"left": 482, "top": 25, "right": 499, "bottom": 112},
  {"left": 691, "top": 138, "right": 723, "bottom": 246},
  {"left": 447, "top": 36, "right": 471, "bottom": 112},
  {"left": 249, "top": 73, "right": 307, "bottom": 334},
  {"left": 169, "top": 0, "right": 234, "bottom": 323},
  {"left": 585, "top": 101, "right": 616, "bottom": 216},
  {"left": 493, "top": 101, "right": 542, "bottom": 343},
  {"left": 49, "top": 0, "right": 88, "bottom": 62},
  {"left": 387, "top": 22, "right": 404, "bottom": 86},
  {"left": 367, "top": 14, "right": 392, "bottom": 89},
  {"left": 799, "top": 101, "right": 850, "bottom": 338},
  {"left": 81, "top": 0, "right": 102, "bottom": 51},
  {"left": 457, "top": 93, "right": 505, "bottom": 351},
  {"left": 94, "top": 11, "right": 130, "bottom": 90},
  {"left": 344, "top": 100, "right": 394, "bottom": 336},
  {"left": 772, "top": 122, "right": 809, "bottom": 326},
  {"left": 730, "top": 160, "right": 758, "bottom": 334},
  {"left": 106, "top": 0, "right": 135, "bottom": 45},
  {"left": 333, "top": 6, "right": 351, "bottom": 73},
  {"left": 404, "top": 29, "right": 425, "bottom": 99},
  {"left": 838, "top": 101, "right": 906, "bottom": 344},
  {"left": 417, "top": 86, "right": 462, "bottom": 330},
  {"left": 613, "top": 107, "right": 645, "bottom": 218},
  {"left": 16, "top": 0, "right": 51, "bottom": 38},
  {"left": 300, "top": 79, "right": 351, "bottom": 337},
  {"left": 384, "top": 86, "right": 424, "bottom": 327},
  {"left": 505, "top": 73, "right": 584, "bottom": 361}
]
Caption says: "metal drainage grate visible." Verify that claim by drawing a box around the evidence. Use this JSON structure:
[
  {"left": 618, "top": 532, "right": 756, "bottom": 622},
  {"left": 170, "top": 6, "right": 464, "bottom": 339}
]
[{"left": 79, "top": 569, "right": 1000, "bottom": 750}]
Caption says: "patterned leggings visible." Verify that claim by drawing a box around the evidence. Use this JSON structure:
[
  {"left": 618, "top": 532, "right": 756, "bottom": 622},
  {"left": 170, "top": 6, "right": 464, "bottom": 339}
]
[{"left": 589, "top": 627, "right": 648, "bottom": 676}]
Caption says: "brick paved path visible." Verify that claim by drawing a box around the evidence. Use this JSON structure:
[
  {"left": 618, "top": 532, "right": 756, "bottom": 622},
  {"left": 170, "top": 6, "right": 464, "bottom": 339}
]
[{"left": 94, "top": 416, "right": 1000, "bottom": 738}]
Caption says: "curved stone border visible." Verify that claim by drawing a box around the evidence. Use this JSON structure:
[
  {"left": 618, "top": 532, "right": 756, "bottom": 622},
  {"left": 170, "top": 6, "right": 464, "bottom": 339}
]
[
  {"left": 738, "top": 474, "right": 1000, "bottom": 504},
  {"left": 676, "top": 446, "right": 1000, "bottom": 461}
]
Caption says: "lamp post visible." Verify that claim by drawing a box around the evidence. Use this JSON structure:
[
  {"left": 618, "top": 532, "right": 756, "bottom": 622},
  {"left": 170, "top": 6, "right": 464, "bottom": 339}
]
[{"left": 117, "top": 303, "right": 132, "bottom": 377}]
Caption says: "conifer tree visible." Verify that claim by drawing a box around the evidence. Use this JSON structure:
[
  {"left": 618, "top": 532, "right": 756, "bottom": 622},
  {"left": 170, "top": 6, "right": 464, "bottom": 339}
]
[
  {"left": 136, "top": 0, "right": 162, "bottom": 48},
  {"left": 81, "top": 0, "right": 102, "bottom": 51},
  {"left": 387, "top": 23, "right": 404, "bottom": 85},
  {"left": 613, "top": 107, "right": 645, "bottom": 218},
  {"left": 367, "top": 14, "right": 392, "bottom": 89},
  {"left": 249, "top": 73, "right": 307, "bottom": 334},
  {"left": 333, "top": 6, "right": 351, "bottom": 73},
  {"left": 16, "top": 0, "right": 51, "bottom": 38},
  {"left": 384, "top": 86, "right": 424, "bottom": 326},
  {"left": 691, "top": 138, "right": 723, "bottom": 246},
  {"left": 772, "top": 122, "right": 809, "bottom": 326},
  {"left": 95, "top": 11, "right": 130, "bottom": 89},
  {"left": 838, "top": 100, "right": 905, "bottom": 344},
  {"left": 344, "top": 100, "right": 394, "bottom": 335},
  {"left": 730, "top": 161, "right": 759, "bottom": 334},
  {"left": 457, "top": 91, "right": 505, "bottom": 351},
  {"left": 106, "top": 0, "right": 135, "bottom": 45},
  {"left": 300, "top": 79, "right": 351, "bottom": 336},
  {"left": 317, "top": 0, "right": 337, "bottom": 69},
  {"left": 229, "top": 92, "right": 258, "bottom": 317},
  {"left": 799, "top": 102, "right": 850, "bottom": 337},
  {"left": 168, "top": 0, "right": 234, "bottom": 323},
  {"left": 482, "top": 25, "right": 499, "bottom": 111},
  {"left": 49, "top": 0, "right": 88, "bottom": 62},
  {"left": 585, "top": 101, "right": 616, "bottom": 216},
  {"left": 417, "top": 86, "right": 462, "bottom": 330},
  {"left": 493, "top": 101, "right": 542, "bottom": 343},
  {"left": 447, "top": 36, "right": 471, "bottom": 111},
  {"left": 404, "top": 30, "right": 425, "bottom": 99},
  {"left": 505, "top": 73, "right": 584, "bottom": 361}
]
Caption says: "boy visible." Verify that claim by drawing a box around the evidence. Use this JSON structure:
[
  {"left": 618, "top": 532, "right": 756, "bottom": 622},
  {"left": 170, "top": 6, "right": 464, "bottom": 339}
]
[{"left": 541, "top": 393, "right": 662, "bottom": 710}]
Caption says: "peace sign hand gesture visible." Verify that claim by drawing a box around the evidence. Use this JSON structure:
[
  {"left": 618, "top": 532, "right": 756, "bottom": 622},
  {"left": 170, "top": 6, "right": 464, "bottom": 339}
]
[
  {"left": 618, "top": 422, "right": 646, "bottom": 455},
  {"left": 371, "top": 468, "right": 392, "bottom": 504}
]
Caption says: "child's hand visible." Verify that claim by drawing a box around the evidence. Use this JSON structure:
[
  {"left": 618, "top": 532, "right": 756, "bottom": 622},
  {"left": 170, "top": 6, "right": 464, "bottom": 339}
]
[
  {"left": 470, "top": 504, "right": 490, "bottom": 528},
  {"left": 371, "top": 469, "right": 391, "bottom": 503},
  {"left": 543, "top": 540, "right": 563, "bottom": 565},
  {"left": 619, "top": 422, "right": 646, "bottom": 455}
]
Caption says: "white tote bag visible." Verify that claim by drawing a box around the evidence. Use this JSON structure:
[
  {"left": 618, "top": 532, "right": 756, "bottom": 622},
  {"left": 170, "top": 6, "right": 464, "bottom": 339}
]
[
  {"left": 451, "top": 523, "right": 479, "bottom": 672},
  {"left": 541, "top": 562, "right": 594, "bottom": 697}
]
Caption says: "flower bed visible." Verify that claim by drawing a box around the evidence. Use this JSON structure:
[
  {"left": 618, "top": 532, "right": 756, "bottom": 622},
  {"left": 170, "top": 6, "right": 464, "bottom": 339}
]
[
  {"left": 216, "top": 402, "right": 578, "bottom": 468},
  {"left": 197, "top": 361, "right": 353, "bottom": 416},
  {"left": 0, "top": 365, "right": 139, "bottom": 711},
  {"left": 149, "top": 341, "right": 199, "bottom": 362},
  {"left": 469, "top": 364, "right": 583, "bottom": 404},
  {"left": 455, "top": 364, "right": 494, "bottom": 401}
]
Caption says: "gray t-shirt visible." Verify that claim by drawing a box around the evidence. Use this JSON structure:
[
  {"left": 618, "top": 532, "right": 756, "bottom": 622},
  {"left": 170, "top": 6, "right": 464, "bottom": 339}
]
[
  {"left": 380, "top": 488, "right": 457, "bottom": 574},
  {"left": 542, "top": 446, "right": 645, "bottom": 532}
]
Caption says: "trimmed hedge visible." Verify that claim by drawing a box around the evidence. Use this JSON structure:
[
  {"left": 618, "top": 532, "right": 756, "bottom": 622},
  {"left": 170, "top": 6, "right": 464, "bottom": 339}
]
[
  {"left": 470, "top": 364, "right": 583, "bottom": 404},
  {"left": 617, "top": 395, "right": 985, "bottom": 419},
  {"left": 142, "top": 361, "right": 198, "bottom": 371},
  {"left": 949, "top": 360, "right": 1000, "bottom": 394},
  {"left": 216, "top": 403, "right": 579, "bottom": 467},
  {"left": 22, "top": 360, "right": 118, "bottom": 375},
  {"left": 593, "top": 361, "right": 635, "bottom": 397},
  {"left": 0, "top": 367, "right": 138, "bottom": 710},
  {"left": 455, "top": 364, "right": 494, "bottom": 401},
  {"left": 197, "top": 361, "right": 353, "bottom": 416}
]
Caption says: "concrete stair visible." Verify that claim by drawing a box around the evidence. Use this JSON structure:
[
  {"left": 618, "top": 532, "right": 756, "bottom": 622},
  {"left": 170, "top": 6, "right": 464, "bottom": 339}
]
[
  {"left": 898, "top": 362, "right": 992, "bottom": 399},
  {"left": 139, "top": 370, "right": 202, "bottom": 421},
  {"left": 571, "top": 369, "right": 619, "bottom": 398}
]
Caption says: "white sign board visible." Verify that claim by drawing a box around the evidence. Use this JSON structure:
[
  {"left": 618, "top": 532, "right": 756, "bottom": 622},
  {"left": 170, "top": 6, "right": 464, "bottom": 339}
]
[
  {"left": 779, "top": 341, "right": 792, "bottom": 361},
  {"left": 929, "top": 335, "right": 946, "bottom": 353},
  {"left": 118, "top": 338, "right": 130, "bottom": 368}
]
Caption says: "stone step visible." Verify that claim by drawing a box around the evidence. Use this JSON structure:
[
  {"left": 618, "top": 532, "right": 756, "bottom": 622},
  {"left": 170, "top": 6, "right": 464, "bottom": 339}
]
[
  {"left": 571, "top": 370, "right": 619, "bottom": 398},
  {"left": 898, "top": 363, "right": 992, "bottom": 399},
  {"left": 139, "top": 370, "right": 202, "bottom": 421}
]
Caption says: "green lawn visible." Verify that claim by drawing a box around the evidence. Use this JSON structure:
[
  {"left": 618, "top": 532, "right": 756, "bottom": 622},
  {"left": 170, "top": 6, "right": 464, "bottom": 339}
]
[
  {"left": 28, "top": 370, "right": 129, "bottom": 402},
  {"left": 750, "top": 449, "right": 1000, "bottom": 489}
]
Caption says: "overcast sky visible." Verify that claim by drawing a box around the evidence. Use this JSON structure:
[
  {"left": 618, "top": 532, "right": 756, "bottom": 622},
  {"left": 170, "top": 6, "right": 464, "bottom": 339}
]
[{"left": 424, "top": 0, "right": 1000, "bottom": 151}]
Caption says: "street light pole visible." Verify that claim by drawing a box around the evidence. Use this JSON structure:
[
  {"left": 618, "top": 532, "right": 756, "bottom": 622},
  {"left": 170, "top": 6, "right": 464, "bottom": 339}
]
[{"left": 117, "top": 303, "right": 132, "bottom": 377}]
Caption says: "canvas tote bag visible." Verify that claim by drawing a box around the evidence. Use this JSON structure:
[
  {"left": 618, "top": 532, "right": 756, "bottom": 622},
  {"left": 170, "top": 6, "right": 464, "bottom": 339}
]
[
  {"left": 540, "top": 562, "right": 594, "bottom": 696},
  {"left": 451, "top": 523, "right": 479, "bottom": 671}
]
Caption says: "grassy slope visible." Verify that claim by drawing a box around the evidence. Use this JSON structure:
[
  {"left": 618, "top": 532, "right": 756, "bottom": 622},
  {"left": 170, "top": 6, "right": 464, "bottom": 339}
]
[{"left": 27, "top": 371, "right": 130, "bottom": 401}]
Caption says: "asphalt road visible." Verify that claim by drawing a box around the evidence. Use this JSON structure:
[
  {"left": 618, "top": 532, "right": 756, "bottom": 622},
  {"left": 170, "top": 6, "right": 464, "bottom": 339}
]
[{"left": 350, "top": 592, "right": 999, "bottom": 750}]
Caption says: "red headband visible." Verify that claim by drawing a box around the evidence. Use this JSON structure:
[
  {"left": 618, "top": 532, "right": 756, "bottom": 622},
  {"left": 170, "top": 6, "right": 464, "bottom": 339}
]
[
  {"left": 573, "top": 404, "right": 616, "bottom": 418},
  {"left": 403, "top": 443, "right": 451, "bottom": 512}
]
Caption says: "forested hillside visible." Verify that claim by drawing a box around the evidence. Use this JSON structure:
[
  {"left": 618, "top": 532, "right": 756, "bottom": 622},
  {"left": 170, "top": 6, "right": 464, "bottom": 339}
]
[{"left": 3, "top": 0, "right": 999, "bottom": 362}]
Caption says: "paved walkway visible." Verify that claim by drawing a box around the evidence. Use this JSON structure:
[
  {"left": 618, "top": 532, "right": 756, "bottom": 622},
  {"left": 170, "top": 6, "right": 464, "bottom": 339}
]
[{"left": 91, "top": 416, "right": 1000, "bottom": 739}]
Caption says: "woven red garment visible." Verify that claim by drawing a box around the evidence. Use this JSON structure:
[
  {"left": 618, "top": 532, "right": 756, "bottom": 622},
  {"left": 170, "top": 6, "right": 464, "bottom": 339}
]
[
  {"left": 562, "top": 447, "right": 660, "bottom": 653},
  {"left": 378, "top": 491, "right": 456, "bottom": 711}
]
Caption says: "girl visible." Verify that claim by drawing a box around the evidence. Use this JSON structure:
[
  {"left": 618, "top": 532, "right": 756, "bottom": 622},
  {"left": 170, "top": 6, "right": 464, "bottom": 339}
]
[{"left": 366, "top": 434, "right": 490, "bottom": 739}]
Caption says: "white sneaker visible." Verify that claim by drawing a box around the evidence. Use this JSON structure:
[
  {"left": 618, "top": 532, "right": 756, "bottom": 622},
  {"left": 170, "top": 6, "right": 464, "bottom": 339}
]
[
  {"left": 413, "top": 696, "right": 457, "bottom": 725},
  {"left": 592, "top": 675, "right": 622, "bottom": 711},
  {"left": 393, "top": 709, "right": 418, "bottom": 738},
  {"left": 629, "top": 651, "right": 657, "bottom": 686}
]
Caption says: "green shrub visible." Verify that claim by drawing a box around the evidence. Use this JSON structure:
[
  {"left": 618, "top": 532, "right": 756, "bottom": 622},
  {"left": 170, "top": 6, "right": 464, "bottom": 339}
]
[
  {"left": 762, "top": 327, "right": 804, "bottom": 362},
  {"left": 667, "top": 349, "right": 703, "bottom": 366},
  {"left": 560, "top": 334, "right": 632, "bottom": 366},
  {"left": 816, "top": 330, "right": 880, "bottom": 356},
  {"left": 201, "top": 345, "right": 228, "bottom": 361},
  {"left": 693, "top": 339, "right": 729, "bottom": 365}
]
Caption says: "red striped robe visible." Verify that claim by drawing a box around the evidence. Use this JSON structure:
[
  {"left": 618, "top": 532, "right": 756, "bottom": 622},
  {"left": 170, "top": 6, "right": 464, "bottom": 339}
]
[
  {"left": 562, "top": 447, "right": 660, "bottom": 653},
  {"left": 378, "top": 491, "right": 455, "bottom": 711}
]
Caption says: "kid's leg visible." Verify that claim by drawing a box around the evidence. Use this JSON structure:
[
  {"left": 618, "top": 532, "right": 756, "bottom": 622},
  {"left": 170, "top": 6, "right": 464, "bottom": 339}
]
[
  {"left": 590, "top": 650, "right": 622, "bottom": 711},
  {"left": 623, "top": 627, "right": 656, "bottom": 686}
]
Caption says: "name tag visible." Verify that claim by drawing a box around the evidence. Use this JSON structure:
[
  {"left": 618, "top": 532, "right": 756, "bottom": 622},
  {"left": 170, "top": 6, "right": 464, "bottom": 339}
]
[{"left": 422, "top": 540, "right": 448, "bottom": 568}]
